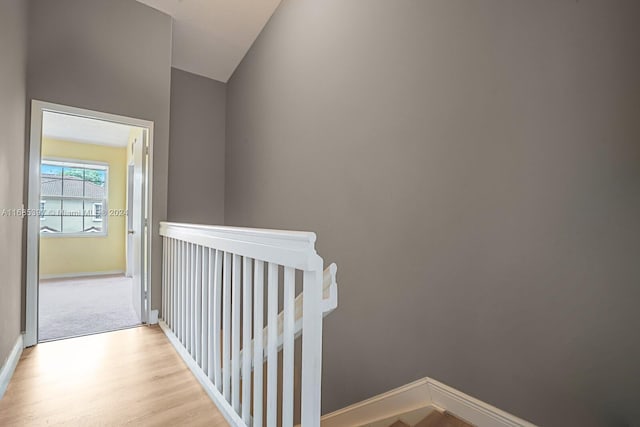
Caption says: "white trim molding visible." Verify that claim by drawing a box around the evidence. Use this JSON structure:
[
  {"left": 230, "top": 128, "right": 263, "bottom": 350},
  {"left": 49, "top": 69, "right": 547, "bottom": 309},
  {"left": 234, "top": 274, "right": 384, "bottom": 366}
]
[
  {"left": 320, "top": 377, "right": 537, "bottom": 427},
  {"left": 39, "top": 270, "right": 126, "bottom": 280},
  {"left": 320, "top": 378, "right": 432, "bottom": 427},
  {"left": 0, "top": 335, "right": 23, "bottom": 399},
  {"left": 26, "top": 100, "right": 155, "bottom": 347},
  {"left": 427, "top": 379, "right": 537, "bottom": 427}
]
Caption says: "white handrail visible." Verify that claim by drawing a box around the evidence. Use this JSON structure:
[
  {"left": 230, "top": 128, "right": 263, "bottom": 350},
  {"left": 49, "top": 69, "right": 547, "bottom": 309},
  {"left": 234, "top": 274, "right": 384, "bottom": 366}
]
[
  {"left": 159, "top": 222, "right": 337, "bottom": 427},
  {"left": 160, "top": 222, "right": 321, "bottom": 270}
]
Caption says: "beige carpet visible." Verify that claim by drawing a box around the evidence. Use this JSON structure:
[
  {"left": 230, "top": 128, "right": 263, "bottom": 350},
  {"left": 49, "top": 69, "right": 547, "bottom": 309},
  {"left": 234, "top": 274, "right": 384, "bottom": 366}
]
[{"left": 39, "top": 275, "right": 141, "bottom": 341}]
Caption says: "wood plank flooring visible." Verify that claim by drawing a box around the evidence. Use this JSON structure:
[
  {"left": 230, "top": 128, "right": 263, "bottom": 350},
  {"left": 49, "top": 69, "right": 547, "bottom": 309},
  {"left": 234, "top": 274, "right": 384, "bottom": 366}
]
[
  {"left": 389, "top": 410, "right": 473, "bottom": 427},
  {"left": 414, "top": 411, "right": 474, "bottom": 427},
  {"left": 0, "top": 326, "right": 228, "bottom": 426}
]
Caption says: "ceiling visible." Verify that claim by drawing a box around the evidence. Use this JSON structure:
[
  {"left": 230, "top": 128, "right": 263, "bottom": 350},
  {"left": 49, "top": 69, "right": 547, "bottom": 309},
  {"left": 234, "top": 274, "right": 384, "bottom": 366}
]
[
  {"left": 137, "top": 0, "right": 282, "bottom": 82},
  {"left": 42, "top": 112, "right": 135, "bottom": 147}
]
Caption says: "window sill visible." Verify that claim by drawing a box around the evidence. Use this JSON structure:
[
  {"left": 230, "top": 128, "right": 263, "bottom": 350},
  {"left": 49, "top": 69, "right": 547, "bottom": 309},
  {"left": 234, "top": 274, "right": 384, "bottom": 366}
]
[{"left": 40, "top": 233, "right": 108, "bottom": 239}]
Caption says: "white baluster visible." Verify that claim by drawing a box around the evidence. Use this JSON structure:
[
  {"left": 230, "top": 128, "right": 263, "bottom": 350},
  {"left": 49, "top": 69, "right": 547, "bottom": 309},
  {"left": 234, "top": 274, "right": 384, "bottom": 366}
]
[
  {"left": 223, "top": 252, "right": 232, "bottom": 400},
  {"left": 201, "top": 247, "right": 209, "bottom": 374},
  {"left": 267, "top": 263, "right": 279, "bottom": 427},
  {"left": 195, "top": 245, "right": 202, "bottom": 366},
  {"left": 301, "top": 269, "right": 323, "bottom": 427},
  {"left": 167, "top": 237, "right": 171, "bottom": 324},
  {"left": 232, "top": 254, "right": 242, "bottom": 412},
  {"left": 162, "top": 237, "right": 166, "bottom": 324},
  {"left": 182, "top": 242, "right": 187, "bottom": 347},
  {"left": 168, "top": 238, "right": 173, "bottom": 328},
  {"left": 170, "top": 239, "right": 174, "bottom": 331},
  {"left": 175, "top": 240, "right": 180, "bottom": 338},
  {"left": 185, "top": 241, "right": 189, "bottom": 347},
  {"left": 282, "top": 266, "right": 295, "bottom": 427},
  {"left": 184, "top": 243, "right": 193, "bottom": 354},
  {"left": 181, "top": 241, "right": 186, "bottom": 345},
  {"left": 191, "top": 243, "right": 197, "bottom": 357},
  {"left": 173, "top": 239, "right": 179, "bottom": 334},
  {"left": 242, "top": 257, "right": 253, "bottom": 424},
  {"left": 212, "top": 249, "right": 223, "bottom": 389},
  {"left": 253, "top": 260, "right": 265, "bottom": 427}
]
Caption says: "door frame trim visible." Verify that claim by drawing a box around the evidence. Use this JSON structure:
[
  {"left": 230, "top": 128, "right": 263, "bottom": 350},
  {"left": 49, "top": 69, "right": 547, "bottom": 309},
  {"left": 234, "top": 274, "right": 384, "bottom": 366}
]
[{"left": 25, "top": 100, "right": 155, "bottom": 347}]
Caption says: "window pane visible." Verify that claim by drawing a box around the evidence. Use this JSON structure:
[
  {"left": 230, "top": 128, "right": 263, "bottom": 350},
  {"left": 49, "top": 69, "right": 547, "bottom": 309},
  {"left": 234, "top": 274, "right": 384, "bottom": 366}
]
[
  {"left": 41, "top": 177, "right": 62, "bottom": 197},
  {"left": 84, "top": 216, "right": 104, "bottom": 233},
  {"left": 62, "top": 215, "right": 84, "bottom": 233},
  {"left": 62, "top": 172, "right": 84, "bottom": 197},
  {"left": 85, "top": 169, "right": 106, "bottom": 186},
  {"left": 62, "top": 199, "right": 83, "bottom": 217},
  {"left": 41, "top": 164, "right": 62, "bottom": 176},
  {"left": 83, "top": 200, "right": 95, "bottom": 217},
  {"left": 40, "top": 215, "right": 61, "bottom": 233},
  {"left": 63, "top": 167, "right": 84, "bottom": 179},
  {"left": 84, "top": 179, "right": 105, "bottom": 199},
  {"left": 61, "top": 200, "right": 84, "bottom": 234},
  {"left": 43, "top": 199, "right": 62, "bottom": 216}
]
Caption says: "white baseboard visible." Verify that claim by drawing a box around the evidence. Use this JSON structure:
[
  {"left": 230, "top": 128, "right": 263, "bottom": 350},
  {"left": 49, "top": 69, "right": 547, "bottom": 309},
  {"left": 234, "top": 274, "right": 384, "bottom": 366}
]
[
  {"left": 0, "top": 335, "right": 23, "bottom": 399},
  {"left": 158, "top": 321, "right": 246, "bottom": 427},
  {"left": 427, "top": 379, "right": 536, "bottom": 427},
  {"left": 321, "top": 377, "right": 536, "bottom": 427},
  {"left": 321, "top": 378, "right": 432, "bottom": 427},
  {"left": 39, "top": 270, "right": 125, "bottom": 280}
]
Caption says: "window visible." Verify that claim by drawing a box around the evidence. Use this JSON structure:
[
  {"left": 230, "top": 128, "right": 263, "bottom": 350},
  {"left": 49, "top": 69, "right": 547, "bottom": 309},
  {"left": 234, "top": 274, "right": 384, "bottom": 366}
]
[
  {"left": 40, "top": 160, "right": 108, "bottom": 236},
  {"left": 94, "top": 202, "right": 103, "bottom": 221}
]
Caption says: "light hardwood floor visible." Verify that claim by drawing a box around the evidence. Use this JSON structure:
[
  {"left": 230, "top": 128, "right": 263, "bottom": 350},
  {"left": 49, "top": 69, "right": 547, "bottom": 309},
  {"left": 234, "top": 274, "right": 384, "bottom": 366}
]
[{"left": 0, "top": 326, "right": 228, "bottom": 426}]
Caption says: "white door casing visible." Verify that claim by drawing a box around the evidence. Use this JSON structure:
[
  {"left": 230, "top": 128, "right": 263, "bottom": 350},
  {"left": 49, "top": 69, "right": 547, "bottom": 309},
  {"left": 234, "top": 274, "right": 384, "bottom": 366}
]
[
  {"left": 25, "top": 100, "right": 154, "bottom": 346},
  {"left": 130, "top": 132, "right": 148, "bottom": 323}
]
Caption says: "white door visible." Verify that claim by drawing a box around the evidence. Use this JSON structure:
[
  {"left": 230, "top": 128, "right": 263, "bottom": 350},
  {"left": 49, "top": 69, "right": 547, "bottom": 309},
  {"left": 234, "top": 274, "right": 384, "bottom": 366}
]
[
  {"left": 126, "top": 164, "right": 134, "bottom": 278},
  {"left": 129, "top": 131, "right": 148, "bottom": 323}
]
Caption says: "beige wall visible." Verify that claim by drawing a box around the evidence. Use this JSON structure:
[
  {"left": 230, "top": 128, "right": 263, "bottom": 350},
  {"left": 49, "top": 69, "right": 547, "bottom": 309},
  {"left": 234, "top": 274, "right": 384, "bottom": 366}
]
[
  {"left": 0, "top": 0, "right": 27, "bottom": 373},
  {"left": 225, "top": 1, "right": 640, "bottom": 426},
  {"left": 39, "top": 138, "right": 127, "bottom": 277}
]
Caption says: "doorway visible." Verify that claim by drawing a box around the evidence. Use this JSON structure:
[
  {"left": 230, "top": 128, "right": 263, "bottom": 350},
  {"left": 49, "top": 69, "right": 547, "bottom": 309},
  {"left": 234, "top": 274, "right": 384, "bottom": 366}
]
[{"left": 25, "top": 101, "right": 154, "bottom": 346}]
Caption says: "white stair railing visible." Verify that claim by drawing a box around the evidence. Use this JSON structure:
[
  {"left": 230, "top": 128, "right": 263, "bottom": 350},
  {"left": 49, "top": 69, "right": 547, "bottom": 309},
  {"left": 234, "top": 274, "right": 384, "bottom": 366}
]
[{"left": 160, "top": 222, "right": 338, "bottom": 427}]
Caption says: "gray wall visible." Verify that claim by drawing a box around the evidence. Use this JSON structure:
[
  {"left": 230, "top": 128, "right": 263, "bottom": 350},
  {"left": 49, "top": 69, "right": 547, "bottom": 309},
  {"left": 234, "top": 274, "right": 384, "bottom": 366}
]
[
  {"left": 27, "top": 0, "right": 172, "bottom": 312},
  {"left": 225, "top": 1, "right": 640, "bottom": 426},
  {"left": 0, "top": 0, "right": 28, "bottom": 370},
  {"left": 168, "top": 68, "right": 226, "bottom": 225}
]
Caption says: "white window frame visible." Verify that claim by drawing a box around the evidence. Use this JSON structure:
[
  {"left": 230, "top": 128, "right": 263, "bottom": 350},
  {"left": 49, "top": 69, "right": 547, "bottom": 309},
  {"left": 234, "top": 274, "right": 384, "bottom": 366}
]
[{"left": 40, "top": 158, "right": 109, "bottom": 238}]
